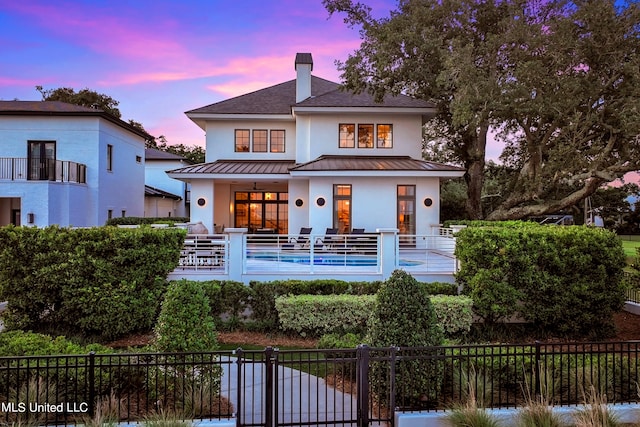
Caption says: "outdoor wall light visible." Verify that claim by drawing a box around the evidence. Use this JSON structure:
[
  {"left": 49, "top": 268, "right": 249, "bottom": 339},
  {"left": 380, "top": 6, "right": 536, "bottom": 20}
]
[
  {"left": 316, "top": 197, "right": 326, "bottom": 207},
  {"left": 27, "top": 213, "right": 34, "bottom": 224},
  {"left": 295, "top": 198, "right": 304, "bottom": 207},
  {"left": 197, "top": 198, "right": 207, "bottom": 207},
  {"left": 424, "top": 198, "right": 433, "bottom": 207}
]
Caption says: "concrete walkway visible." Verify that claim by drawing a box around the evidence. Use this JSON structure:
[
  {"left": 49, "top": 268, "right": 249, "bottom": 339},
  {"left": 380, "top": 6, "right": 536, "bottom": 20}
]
[{"left": 219, "top": 355, "right": 361, "bottom": 426}]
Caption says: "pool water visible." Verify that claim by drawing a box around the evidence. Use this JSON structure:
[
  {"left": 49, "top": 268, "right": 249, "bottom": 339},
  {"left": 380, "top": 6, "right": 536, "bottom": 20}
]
[{"left": 247, "top": 251, "right": 422, "bottom": 267}]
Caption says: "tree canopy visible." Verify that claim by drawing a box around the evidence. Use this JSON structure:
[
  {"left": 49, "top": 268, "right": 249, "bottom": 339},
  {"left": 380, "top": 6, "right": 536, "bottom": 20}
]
[
  {"left": 36, "top": 86, "right": 122, "bottom": 119},
  {"left": 37, "top": 86, "right": 205, "bottom": 163},
  {"left": 324, "top": 0, "right": 640, "bottom": 220},
  {"left": 146, "top": 136, "right": 206, "bottom": 164}
]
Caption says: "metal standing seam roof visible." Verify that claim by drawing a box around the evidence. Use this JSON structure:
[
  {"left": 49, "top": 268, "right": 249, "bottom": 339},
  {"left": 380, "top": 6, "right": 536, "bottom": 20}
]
[
  {"left": 167, "top": 156, "right": 464, "bottom": 176},
  {"left": 168, "top": 160, "right": 296, "bottom": 175},
  {"left": 289, "top": 155, "right": 466, "bottom": 172},
  {"left": 144, "top": 185, "right": 182, "bottom": 200}
]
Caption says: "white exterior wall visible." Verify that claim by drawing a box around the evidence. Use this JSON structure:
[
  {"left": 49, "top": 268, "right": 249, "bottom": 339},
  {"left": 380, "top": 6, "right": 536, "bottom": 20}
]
[
  {"left": 288, "top": 179, "right": 310, "bottom": 234},
  {"left": 145, "top": 159, "right": 189, "bottom": 217},
  {"left": 299, "top": 114, "right": 424, "bottom": 162},
  {"left": 305, "top": 176, "right": 440, "bottom": 234},
  {"left": 0, "top": 115, "right": 145, "bottom": 227},
  {"left": 96, "top": 121, "right": 145, "bottom": 224},
  {"left": 190, "top": 180, "right": 214, "bottom": 231},
  {"left": 204, "top": 120, "right": 296, "bottom": 162}
]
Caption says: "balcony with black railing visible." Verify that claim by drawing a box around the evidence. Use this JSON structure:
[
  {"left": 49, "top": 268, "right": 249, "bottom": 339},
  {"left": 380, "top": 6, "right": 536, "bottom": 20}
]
[{"left": 0, "top": 157, "right": 87, "bottom": 183}]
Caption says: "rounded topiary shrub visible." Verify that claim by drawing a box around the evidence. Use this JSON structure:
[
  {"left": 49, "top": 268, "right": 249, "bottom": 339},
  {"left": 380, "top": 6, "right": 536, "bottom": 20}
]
[
  {"left": 155, "top": 279, "right": 218, "bottom": 352},
  {"left": 366, "top": 270, "right": 444, "bottom": 407}
]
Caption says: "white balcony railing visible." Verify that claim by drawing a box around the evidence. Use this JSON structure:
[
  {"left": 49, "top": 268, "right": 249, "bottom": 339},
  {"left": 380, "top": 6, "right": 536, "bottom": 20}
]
[{"left": 0, "top": 157, "right": 87, "bottom": 183}]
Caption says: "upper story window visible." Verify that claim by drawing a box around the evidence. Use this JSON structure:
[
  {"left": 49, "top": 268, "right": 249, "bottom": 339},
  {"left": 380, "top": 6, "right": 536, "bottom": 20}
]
[
  {"left": 253, "top": 130, "right": 268, "bottom": 152},
  {"left": 377, "top": 124, "right": 393, "bottom": 148},
  {"left": 235, "top": 130, "right": 250, "bottom": 152},
  {"left": 270, "top": 130, "right": 286, "bottom": 153},
  {"left": 235, "top": 129, "right": 286, "bottom": 153},
  {"left": 107, "top": 144, "right": 113, "bottom": 171},
  {"left": 339, "top": 124, "right": 355, "bottom": 148},
  {"left": 358, "top": 124, "right": 374, "bottom": 148},
  {"left": 339, "top": 123, "right": 393, "bottom": 149}
]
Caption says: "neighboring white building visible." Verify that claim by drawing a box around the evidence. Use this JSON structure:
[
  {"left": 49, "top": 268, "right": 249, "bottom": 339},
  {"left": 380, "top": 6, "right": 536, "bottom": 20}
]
[
  {"left": 144, "top": 147, "right": 191, "bottom": 218},
  {"left": 0, "top": 101, "right": 148, "bottom": 227},
  {"left": 168, "top": 53, "right": 465, "bottom": 236}
]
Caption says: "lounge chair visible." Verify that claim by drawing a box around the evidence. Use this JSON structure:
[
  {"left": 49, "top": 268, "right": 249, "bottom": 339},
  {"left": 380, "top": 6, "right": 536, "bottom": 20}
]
[
  {"left": 283, "top": 227, "right": 312, "bottom": 250},
  {"left": 315, "top": 227, "right": 338, "bottom": 251}
]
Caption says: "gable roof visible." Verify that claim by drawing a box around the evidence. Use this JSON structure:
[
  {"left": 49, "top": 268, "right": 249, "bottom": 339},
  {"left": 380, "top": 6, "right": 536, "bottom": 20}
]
[
  {"left": 187, "top": 77, "right": 339, "bottom": 115},
  {"left": 0, "top": 100, "right": 152, "bottom": 140},
  {"left": 186, "top": 76, "right": 434, "bottom": 116}
]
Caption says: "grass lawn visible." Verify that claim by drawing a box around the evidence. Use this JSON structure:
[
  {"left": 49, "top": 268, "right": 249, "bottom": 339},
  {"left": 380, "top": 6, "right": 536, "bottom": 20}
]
[{"left": 622, "top": 239, "right": 640, "bottom": 262}]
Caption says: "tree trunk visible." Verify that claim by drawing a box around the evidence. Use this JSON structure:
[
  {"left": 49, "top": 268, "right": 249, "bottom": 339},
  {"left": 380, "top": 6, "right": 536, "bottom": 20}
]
[
  {"left": 463, "top": 125, "right": 488, "bottom": 220},
  {"left": 486, "top": 177, "right": 605, "bottom": 220}
]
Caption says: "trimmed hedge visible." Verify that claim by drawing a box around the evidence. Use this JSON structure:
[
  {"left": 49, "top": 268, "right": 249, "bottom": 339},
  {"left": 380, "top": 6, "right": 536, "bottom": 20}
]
[
  {"left": 0, "top": 225, "right": 185, "bottom": 340},
  {"left": 0, "top": 331, "right": 109, "bottom": 357},
  {"left": 276, "top": 294, "right": 376, "bottom": 336},
  {"left": 250, "top": 279, "right": 456, "bottom": 330},
  {"left": 430, "top": 295, "right": 473, "bottom": 336},
  {"left": 105, "top": 217, "right": 190, "bottom": 226},
  {"left": 275, "top": 293, "right": 471, "bottom": 338},
  {"left": 367, "top": 270, "right": 444, "bottom": 403},
  {"left": 155, "top": 280, "right": 218, "bottom": 352},
  {"left": 455, "top": 224, "right": 626, "bottom": 337}
]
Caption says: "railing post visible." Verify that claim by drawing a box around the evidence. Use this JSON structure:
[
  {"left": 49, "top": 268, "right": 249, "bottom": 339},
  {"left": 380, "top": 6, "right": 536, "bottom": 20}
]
[
  {"left": 389, "top": 346, "right": 398, "bottom": 423},
  {"left": 236, "top": 348, "right": 243, "bottom": 427},
  {"left": 357, "top": 344, "right": 370, "bottom": 427},
  {"left": 264, "top": 347, "right": 275, "bottom": 427},
  {"left": 534, "top": 341, "right": 541, "bottom": 398},
  {"left": 225, "top": 228, "right": 247, "bottom": 282},
  {"left": 376, "top": 228, "right": 399, "bottom": 279},
  {"left": 88, "top": 351, "right": 95, "bottom": 417}
]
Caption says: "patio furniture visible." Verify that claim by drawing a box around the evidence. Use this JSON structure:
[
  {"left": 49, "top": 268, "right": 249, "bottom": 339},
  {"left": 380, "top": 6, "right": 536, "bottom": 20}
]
[
  {"left": 283, "top": 227, "right": 312, "bottom": 250},
  {"left": 315, "top": 227, "right": 338, "bottom": 251}
]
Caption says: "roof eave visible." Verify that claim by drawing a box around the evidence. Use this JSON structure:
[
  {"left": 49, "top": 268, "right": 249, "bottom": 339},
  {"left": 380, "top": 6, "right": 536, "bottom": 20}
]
[
  {"left": 186, "top": 113, "right": 294, "bottom": 122},
  {"left": 292, "top": 106, "right": 436, "bottom": 119},
  {"left": 289, "top": 170, "right": 466, "bottom": 178}
]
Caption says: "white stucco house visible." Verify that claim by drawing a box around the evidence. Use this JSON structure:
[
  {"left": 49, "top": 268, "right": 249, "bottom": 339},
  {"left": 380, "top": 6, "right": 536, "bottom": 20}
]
[
  {"left": 0, "top": 101, "right": 147, "bottom": 227},
  {"left": 168, "top": 53, "right": 464, "bottom": 236},
  {"left": 144, "top": 147, "right": 191, "bottom": 218}
]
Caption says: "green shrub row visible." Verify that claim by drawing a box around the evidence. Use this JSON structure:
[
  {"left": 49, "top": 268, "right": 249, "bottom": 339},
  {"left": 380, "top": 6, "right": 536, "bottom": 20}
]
[
  {"left": 276, "top": 294, "right": 376, "bottom": 336},
  {"left": 430, "top": 295, "right": 474, "bottom": 336},
  {"left": 105, "top": 217, "right": 190, "bottom": 226},
  {"left": 275, "top": 293, "right": 472, "bottom": 337},
  {"left": 0, "top": 225, "right": 185, "bottom": 340},
  {"left": 0, "top": 330, "right": 109, "bottom": 357},
  {"left": 442, "top": 220, "right": 543, "bottom": 228},
  {"left": 249, "top": 279, "right": 457, "bottom": 330},
  {"left": 455, "top": 225, "right": 626, "bottom": 338}
]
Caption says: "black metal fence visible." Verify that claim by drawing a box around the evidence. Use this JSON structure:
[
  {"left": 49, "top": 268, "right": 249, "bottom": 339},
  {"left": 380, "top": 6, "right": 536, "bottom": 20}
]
[{"left": 1, "top": 342, "right": 639, "bottom": 426}]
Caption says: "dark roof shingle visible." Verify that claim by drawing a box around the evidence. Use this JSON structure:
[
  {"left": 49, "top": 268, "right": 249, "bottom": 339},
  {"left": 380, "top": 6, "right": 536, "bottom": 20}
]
[{"left": 186, "top": 76, "right": 434, "bottom": 115}]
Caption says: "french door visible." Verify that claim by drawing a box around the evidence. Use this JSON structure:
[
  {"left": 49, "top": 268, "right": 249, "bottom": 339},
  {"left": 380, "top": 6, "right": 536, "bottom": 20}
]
[{"left": 28, "top": 141, "right": 56, "bottom": 181}]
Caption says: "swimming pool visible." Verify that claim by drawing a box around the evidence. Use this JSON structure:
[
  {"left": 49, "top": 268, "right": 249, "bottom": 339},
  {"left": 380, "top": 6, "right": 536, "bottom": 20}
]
[{"left": 246, "top": 251, "right": 423, "bottom": 267}]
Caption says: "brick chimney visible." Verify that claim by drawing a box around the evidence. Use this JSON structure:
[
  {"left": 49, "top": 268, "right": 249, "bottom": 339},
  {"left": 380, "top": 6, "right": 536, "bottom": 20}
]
[{"left": 295, "top": 53, "right": 313, "bottom": 103}]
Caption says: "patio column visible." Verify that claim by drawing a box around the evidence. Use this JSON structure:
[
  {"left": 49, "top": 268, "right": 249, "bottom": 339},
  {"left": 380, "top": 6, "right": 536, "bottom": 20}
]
[
  {"left": 377, "top": 228, "right": 399, "bottom": 280},
  {"left": 225, "top": 228, "right": 247, "bottom": 283}
]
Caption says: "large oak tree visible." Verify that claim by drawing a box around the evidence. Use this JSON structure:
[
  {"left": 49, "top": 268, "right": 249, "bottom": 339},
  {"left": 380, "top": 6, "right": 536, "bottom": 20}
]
[{"left": 324, "top": 0, "right": 640, "bottom": 220}]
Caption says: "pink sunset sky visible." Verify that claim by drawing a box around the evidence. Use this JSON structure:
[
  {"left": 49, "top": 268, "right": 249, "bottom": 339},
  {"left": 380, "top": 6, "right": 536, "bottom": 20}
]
[
  {"left": 0, "top": 0, "right": 411, "bottom": 148},
  {"left": 0, "top": 0, "right": 636, "bottom": 185}
]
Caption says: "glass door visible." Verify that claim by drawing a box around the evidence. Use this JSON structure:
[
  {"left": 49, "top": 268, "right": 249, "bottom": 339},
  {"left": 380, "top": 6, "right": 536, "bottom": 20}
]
[{"left": 28, "top": 141, "right": 56, "bottom": 181}]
